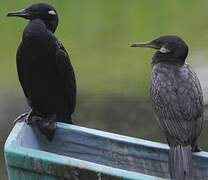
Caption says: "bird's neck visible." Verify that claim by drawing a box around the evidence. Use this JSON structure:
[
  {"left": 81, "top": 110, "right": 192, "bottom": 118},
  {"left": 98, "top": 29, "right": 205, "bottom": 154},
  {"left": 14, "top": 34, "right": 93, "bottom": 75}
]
[
  {"left": 29, "top": 19, "right": 57, "bottom": 33},
  {"left": 152, "top": 52, "right": 185, "bottom": 66},
  {"left": 44, "top": 20, "right": 57, "bottom": 33},
  {"left": 23, "top": 19, "right": 51, "bottom": 48}
]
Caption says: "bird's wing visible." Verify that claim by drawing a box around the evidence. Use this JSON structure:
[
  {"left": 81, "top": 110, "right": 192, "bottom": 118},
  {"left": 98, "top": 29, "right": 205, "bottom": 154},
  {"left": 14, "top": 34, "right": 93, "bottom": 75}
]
[
  {"left": 150, "top": 64, "right": 203, "bottom": 145},
  {"left": 55, "top": 40, "right": 76, "bottom": 114},
  {"left": 16, "top": 42, "right": 31, "bottom": 104}
]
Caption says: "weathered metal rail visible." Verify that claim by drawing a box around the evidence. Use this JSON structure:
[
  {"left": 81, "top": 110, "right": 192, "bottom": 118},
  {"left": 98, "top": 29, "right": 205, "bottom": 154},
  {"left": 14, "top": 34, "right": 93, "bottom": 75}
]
[{"left": 4, "top": 122, "right": 208, "bottom": 180}]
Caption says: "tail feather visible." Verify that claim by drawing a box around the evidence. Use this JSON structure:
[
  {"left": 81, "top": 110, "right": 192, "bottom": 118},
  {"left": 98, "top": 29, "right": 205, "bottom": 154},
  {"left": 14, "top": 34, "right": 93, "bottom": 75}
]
[
  {"left": 30, "top": 114, "right": 57, "bottom": 141},
  {"left": 36, "top": 118, "right": 56, "bottom": 141},
  {"left": 169, "top": 145, "right": 192, "bottom": 180}
]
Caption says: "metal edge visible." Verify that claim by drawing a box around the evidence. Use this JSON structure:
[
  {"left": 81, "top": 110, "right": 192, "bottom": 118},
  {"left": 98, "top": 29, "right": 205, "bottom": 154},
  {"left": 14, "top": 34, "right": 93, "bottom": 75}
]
[
  {"left": 57, "top": 123, "right": 169, "bottom": 150},
  {"left": 56, "top": 122, "right": 208, "bottom": 160},
  {"left": 5, "top": 144, "right": 163, "bottom": 180},
  {"left": 5, "top": 122, "right": 207, "bottom": 179}
]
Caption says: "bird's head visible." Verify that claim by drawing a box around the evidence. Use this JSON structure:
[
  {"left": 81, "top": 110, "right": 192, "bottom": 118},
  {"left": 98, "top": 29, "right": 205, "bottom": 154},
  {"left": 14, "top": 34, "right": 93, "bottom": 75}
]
[
  {"left": 7, "top": 3, "right": 58, "bottom": 33},
  {"left": 131, "top": 35, "right": 189, "bottom": 64}
]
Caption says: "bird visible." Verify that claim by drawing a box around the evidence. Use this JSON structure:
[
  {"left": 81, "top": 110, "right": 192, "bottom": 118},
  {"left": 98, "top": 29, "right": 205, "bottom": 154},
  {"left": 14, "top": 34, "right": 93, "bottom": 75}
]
[
  {"left": 131, "top": 35, "right": 203, "bottom": 180},
  {"left": 7, "top": 3, "right": 76, "bottom": 141}
]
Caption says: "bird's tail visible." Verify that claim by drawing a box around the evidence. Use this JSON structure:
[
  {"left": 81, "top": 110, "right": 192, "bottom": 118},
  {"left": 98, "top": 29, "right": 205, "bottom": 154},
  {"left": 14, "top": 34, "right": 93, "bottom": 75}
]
[
  {"left": 32, "top": 114, "right": 56, "bottom": 141},
  {"left": 36, "top": 118, "right": 56, "bottom": 141},
  {"left": 169, "top": 145, "right": 192, "bottom": 180}
]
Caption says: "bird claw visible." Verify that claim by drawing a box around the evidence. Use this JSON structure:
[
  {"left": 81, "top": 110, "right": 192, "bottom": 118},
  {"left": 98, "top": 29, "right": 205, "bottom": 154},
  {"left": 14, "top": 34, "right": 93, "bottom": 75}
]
[
  {"left": 13, "top": 110, "right": 41, "bottom": 125},
  {"left": 13, "top": 112, "right": 29, "bottom": 124},
  {"left": 30, "top": 115, "right": 42, "bottom": 124},
  {"left": 14, "top": 111, "right": 56, "bottom": 141},
  {"left": 193, "top": 145, "right": 203, "bottom": 152}
]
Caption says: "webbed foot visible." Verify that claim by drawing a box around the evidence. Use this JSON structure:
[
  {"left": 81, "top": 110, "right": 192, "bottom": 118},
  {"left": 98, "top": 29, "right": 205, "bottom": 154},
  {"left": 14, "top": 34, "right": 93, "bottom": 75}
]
[
  {"left": 14, "top": 111, "right": 56, "bottom": 141},
  {"left": 13, "top": 110, "right": 32, "bottom": 124},
  {"left": 192, "top": 144, "right": 202, "bottom": 152}
]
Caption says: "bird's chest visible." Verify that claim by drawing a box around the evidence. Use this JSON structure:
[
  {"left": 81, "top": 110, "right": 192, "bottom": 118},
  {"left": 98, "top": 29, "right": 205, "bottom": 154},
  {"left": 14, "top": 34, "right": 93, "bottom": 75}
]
[
  {"left": 151, "top": 65, "right": 174, "bottom": 92},
  {"left": 150, "top": 64, "right": 190, "bottom": 100}
]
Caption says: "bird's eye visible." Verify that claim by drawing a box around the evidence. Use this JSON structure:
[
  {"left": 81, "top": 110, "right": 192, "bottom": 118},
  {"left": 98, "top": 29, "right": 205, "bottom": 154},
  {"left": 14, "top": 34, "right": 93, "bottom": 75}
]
[
  {"left": 159, "top": 47, "right": 170, "bottom": 53},
  {"left": 48, "top": 10, "right": 56, "bottom": 15}
]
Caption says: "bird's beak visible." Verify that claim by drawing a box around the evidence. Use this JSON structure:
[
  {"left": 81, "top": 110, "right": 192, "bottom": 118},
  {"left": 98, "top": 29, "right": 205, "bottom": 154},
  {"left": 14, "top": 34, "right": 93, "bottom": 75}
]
[
  {"left": 7, "top": 9, "right": 30, "bottom": 19},
  {"left": 130, "top": 41, "right": 160, "bottom": 50}
]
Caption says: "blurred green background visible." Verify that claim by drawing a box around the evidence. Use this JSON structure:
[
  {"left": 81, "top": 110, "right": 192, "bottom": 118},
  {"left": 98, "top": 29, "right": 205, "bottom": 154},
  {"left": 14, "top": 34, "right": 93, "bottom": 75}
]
[{"left": 1, "top": 0, "right": 208, "bottom": 179}]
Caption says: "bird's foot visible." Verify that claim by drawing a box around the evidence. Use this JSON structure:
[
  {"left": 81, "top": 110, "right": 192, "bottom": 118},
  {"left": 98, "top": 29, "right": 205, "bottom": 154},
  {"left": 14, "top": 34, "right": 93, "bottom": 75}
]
[
  {"left": 15, "top": 112, "right": 56, "bottom": 141},
  {"left": 13, "top": 113, "right": 28, "bottom": 124},
  {"left": 192, "top": 144, "right": 203, "bottom": 152},
  {"left": 14, "top": 110, "right": 43, "bottom": 125},
  {"left": 13, "top": 111, "right": 31, "bottom": 124}
]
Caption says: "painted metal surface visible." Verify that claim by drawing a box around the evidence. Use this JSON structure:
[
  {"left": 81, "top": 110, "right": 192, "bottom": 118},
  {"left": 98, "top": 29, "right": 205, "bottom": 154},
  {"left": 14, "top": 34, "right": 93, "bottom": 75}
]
[{"left": 4, "top": 122, "right": 208, "bottom": 180}]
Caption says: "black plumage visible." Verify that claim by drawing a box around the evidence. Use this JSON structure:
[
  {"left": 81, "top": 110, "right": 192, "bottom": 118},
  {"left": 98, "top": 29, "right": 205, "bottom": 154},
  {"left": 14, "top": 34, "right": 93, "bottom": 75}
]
[
  {"left": 7, "top": 3, "right": 76, "bottom": 141},
  {"left": 131, "top": 35, "right": 203, "bottom": 180}
]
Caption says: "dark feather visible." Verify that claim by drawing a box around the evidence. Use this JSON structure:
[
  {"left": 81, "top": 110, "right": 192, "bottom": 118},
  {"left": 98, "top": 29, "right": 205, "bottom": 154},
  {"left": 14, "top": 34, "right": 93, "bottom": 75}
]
[
  {"left": 150, "top": 63, "right": 203, "bottom": 146},
  {"left": 15, "top": 19, "right": 76, "bottom": 140}
]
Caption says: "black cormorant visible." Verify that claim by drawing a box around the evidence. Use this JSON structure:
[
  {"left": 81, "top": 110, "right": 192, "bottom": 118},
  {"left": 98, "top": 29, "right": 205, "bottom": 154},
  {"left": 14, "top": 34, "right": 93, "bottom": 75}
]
[
  {"left": 7, "top": 3, "right": 76, "bottom": 141},
  {"left": 131, "top": 35, "right": 203, "bottom": 180}
]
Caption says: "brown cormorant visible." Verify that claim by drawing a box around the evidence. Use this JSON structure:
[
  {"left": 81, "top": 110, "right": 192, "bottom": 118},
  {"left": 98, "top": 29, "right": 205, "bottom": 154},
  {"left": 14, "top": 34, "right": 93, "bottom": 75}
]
[{"left": 131, "top": 35, "right": 203, "bottom": 180}]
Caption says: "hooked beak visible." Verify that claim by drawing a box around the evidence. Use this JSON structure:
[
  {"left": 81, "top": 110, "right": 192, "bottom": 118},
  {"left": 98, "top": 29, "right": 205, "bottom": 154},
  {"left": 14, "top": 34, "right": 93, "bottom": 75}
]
[
  {"left": 7, "top": 9, "right": 31, "bottom": 19},
  {"left": 131, "top": 41, "right": 160, "bottom": 50}
]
